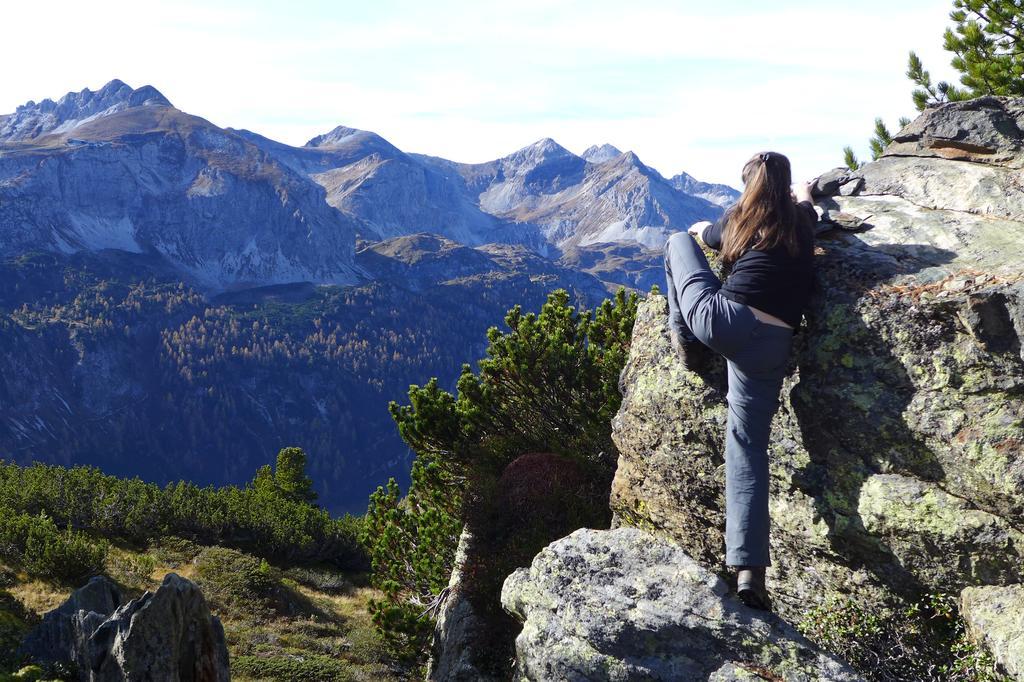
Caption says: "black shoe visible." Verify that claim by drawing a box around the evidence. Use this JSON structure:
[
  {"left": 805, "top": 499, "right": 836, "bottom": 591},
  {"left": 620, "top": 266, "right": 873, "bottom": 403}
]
[
  {"left": 669, "top": 327, "right": 709, "bottom": 372},
  {"left": 736, "top": 566, "right": 771, "bottom": 611}
]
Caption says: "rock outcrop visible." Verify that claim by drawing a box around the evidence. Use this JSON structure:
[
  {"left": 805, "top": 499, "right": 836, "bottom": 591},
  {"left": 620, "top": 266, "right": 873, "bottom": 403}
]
[
  {"left": 606, "top": 96, "right": 1024, "bottom": 675},
  {"left": 961, "top": 584, "right": 1024, "bottom": 679},
  {"left": 19, "top": 573, "right": 229, "bottom": 681},
  {"left": 501, "top": 527, "right": 861, "bottom": 681},
  {"left": 427, "top": 528, "right": 499, "bottom": 682},
  {"left": 505, "top": 96, "right": 1024, "bottom": 679},
  {"left": 19, "top": 575, "right": 122, "bottom": 673}
]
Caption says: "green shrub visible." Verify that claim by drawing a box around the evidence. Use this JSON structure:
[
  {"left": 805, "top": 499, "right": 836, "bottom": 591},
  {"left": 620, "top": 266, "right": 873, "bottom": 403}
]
[
  {"left": 0, "top": 449, "right": 367, "bottom": 571},
  {"left": 0, "top": 510, "right": 106, "bottom": 583},
  {"left": 194, "top": 547, "right": 283, "bottom": 620},
  {"left": 108, "top": 552, "right": 157, "bottom": 587},
  {"left": 147, "top": 535, "right": 202, "bottom": 567},
  {"left": 0, "top": 597, "right": 30, "bottom": 674},
  {"left": 799, "top": 593, "right": 1006, "bottom": 681},
  {"left": 282, "top": 566, "right": 353, "bottom": 594},
  {"left": 364, "top": 287, "right": 639, "bottom": 665},
  {"left": 458, "top": 452, "right": 613, "bottom": 676}
]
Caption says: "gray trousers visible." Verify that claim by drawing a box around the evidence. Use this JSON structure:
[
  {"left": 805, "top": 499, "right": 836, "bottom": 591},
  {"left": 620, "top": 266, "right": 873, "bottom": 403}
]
[{"left": 663, "top": 231, "right": 793, "bottom": 567}]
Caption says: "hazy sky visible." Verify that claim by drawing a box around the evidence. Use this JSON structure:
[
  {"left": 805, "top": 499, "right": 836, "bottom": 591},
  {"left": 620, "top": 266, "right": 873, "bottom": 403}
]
[{"left": 1, "top": 0, "right": 959, "bottom": 186}]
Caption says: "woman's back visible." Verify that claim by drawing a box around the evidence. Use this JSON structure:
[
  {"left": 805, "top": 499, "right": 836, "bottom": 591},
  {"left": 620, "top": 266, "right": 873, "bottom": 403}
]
[{"left": 702, "top": 201, "right": 817, "bottom": 328}]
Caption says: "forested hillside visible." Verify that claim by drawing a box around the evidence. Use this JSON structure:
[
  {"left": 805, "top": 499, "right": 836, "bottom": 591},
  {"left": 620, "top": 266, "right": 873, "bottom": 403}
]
[{"left": 0, "top": 239, "right": 610, "bottom": 513}]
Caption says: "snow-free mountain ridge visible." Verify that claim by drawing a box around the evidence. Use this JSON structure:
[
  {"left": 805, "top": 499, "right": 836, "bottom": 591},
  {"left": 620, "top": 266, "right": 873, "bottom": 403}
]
[{"left": 0, "top": 79, "right": 735, "bottom": 290}]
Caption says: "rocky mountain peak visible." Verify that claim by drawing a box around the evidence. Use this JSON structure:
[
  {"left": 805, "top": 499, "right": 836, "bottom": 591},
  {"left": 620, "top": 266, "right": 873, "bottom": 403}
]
[
  {"left": 0, "top": 79, "right": 171, "bottom": 141},
  {"left": 503, "top": 137, "right": 576, "bottom": 167},
  {"left": 670, "top": 170, "right": 741, "bottom": 208},
  {"left": 609, "top": 149, "right": 644, "bottom": 168},
  {"left": 580, "top": 143, "right": 623, "bottom": 164},
  {"left": 305, "top": 125, "right": 379, "bottom": 148}
]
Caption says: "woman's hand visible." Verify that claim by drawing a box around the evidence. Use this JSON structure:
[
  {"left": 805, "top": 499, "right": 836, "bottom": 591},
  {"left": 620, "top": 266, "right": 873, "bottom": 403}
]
[
  {"left": 688, "top": 221, "right": 712, "bottom": 244},
  {"left": 793, "top": 181, "right": 813, "bottom": 204}
]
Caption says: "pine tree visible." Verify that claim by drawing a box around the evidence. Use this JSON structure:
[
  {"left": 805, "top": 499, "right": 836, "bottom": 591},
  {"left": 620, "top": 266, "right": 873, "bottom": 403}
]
[
  {"left": 845, "top": 2, "right": 1024, "bottom": 164},
  {"left": 272, "top": 447, "right": 317, "bottom": 504},
  {"left": 843, "top": 146, "right": 862, "bottom": 171},
  {"left": 363, "top": 287, "right": 639, "bottom": 665},
  {"left": 909, "top": 1, "right": 1024, "bottom": 111},
  {"left": 868, "top": 117, "right": 914, "bottom": 160}
]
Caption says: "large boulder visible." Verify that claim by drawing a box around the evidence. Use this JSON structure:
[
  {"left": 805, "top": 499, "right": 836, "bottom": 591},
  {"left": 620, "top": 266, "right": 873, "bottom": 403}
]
[
  {"left": 18, "top": 575, "right": 122, "bottom": 672},
  {"left": 89, "top": 573, "right": 229, "bottom": 681},
  {"left": 607, "top": 97, "right": 1024, "bottom": 667},
  {"left": 18, "top": 572, "right": 229, "bottom": 681},
  {"left": 501, "top": 527, "right": 861, "bottom": 681}
]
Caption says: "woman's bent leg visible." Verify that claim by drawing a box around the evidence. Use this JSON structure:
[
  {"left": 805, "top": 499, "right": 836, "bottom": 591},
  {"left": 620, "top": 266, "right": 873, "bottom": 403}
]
[
  {"left": 663, "top": 231, "right": 721, "bottom": 342},
  {"left": 723, "top": 326, "right": 792, "bottom": 567}
]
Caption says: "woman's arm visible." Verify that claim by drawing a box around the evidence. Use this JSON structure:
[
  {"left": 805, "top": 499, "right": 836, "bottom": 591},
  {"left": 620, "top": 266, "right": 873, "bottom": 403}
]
[
  {"left": 690, "top": 210, "right": 730, "bottom": 250},
  {"left": 792, "top": 181, "right": 818, "bottom": 232},
  {"left": 793, "top": 180, "right": 812, "bottom": 204}
]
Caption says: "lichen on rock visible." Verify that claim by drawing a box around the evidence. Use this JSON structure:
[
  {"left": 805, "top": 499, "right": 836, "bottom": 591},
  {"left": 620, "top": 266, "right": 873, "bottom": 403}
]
[
  {"left": 501, "top": 527, "right": 861, "bottom": 681},
  {"left": 503, "top": 96, "right": 1024, "bottom": 679},
  {"left": 960, "top": 584, "right": 1024, "bottom": 679}
]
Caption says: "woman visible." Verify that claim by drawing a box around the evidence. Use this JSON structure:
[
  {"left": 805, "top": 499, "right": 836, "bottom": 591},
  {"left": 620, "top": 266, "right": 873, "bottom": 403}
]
[{"left": 662, "top": 151, "right": 817, "bottom": 610}]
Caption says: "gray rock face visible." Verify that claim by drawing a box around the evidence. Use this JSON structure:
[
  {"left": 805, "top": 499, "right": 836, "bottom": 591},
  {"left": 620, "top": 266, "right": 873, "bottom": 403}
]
[
  {"left": 607, "top": 96, "right": 1024, "bottom": 672},
  {"left": 18, "top": 573, "right": 229, "bottom": 681},
  {"left": 89, "top": 573, "right": 229, "bottom": 682},
  {"left": 849, "top": 96, "right": 1024, "bottom": 223},
  {"left": 886, "top": 95, "right": 1024, "bottom": 167},
  {"left": 428, "top": 528, "right": 500, "bottom": 682},
  {"left": 960, "top": 584, "right": 1024, "bottom": 680},
  {"left": 19, "top": 575, "right": 122, "bottom": 672},
  {"left": 810, "top": 167, "right": 859, "bottom": 198},
  {"left": 501, "top": 527, "right": 861, "bottom": 681}
]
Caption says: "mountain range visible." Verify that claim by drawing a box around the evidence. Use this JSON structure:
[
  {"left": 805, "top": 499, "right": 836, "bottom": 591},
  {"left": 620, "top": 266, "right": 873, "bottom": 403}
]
[
  {"left": 0, "top": 80, "right": 738, "bottom": 512},
  {"left": 0, "top": 79, "right": 735, "bottom": 288}
]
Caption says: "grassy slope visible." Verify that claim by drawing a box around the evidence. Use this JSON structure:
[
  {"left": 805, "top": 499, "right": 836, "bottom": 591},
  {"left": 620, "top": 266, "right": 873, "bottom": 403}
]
[{"left": 2, "top": 539, "right": 405, "bottom": 682}]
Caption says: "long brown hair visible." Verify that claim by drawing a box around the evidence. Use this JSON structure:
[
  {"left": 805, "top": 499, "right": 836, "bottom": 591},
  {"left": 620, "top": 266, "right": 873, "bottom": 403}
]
[{"left": 721, "top": 151, "right": 800, "bottom": 266}]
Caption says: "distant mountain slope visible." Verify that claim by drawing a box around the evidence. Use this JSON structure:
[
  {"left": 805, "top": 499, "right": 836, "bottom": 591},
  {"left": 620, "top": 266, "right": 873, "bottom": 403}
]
[
  {"left": 557, "top": 241, "right": 665, "bottom": 293},
  {"left": 0, "top": 80, "right": 736, "bottom": 288},
  {"left": 0, "top": 81, "right": 361, "bottom": 289},
  {"left": 420, "top": 139, "right": 725, "bottom": 250},
  {"left": 669, "top": 171, "right": 740, "bottom": 208},
  {"left": 0, "top": 79, "right": 737, "bottom": 512},
  {"left": 234, "top": 126, "right": 542, "bottom": 249}
]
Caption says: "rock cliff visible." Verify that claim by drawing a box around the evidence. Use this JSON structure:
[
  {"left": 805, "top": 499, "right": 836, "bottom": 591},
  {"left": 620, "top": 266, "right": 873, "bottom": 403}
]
[{"left": 504, "top": 97, "right": 1024, "bottom": 679}]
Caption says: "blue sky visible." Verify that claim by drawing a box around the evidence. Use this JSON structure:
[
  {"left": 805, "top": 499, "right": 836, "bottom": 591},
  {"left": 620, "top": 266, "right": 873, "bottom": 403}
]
[{"left": 2, "top": 0, "right": 958, "bottom": 185}]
